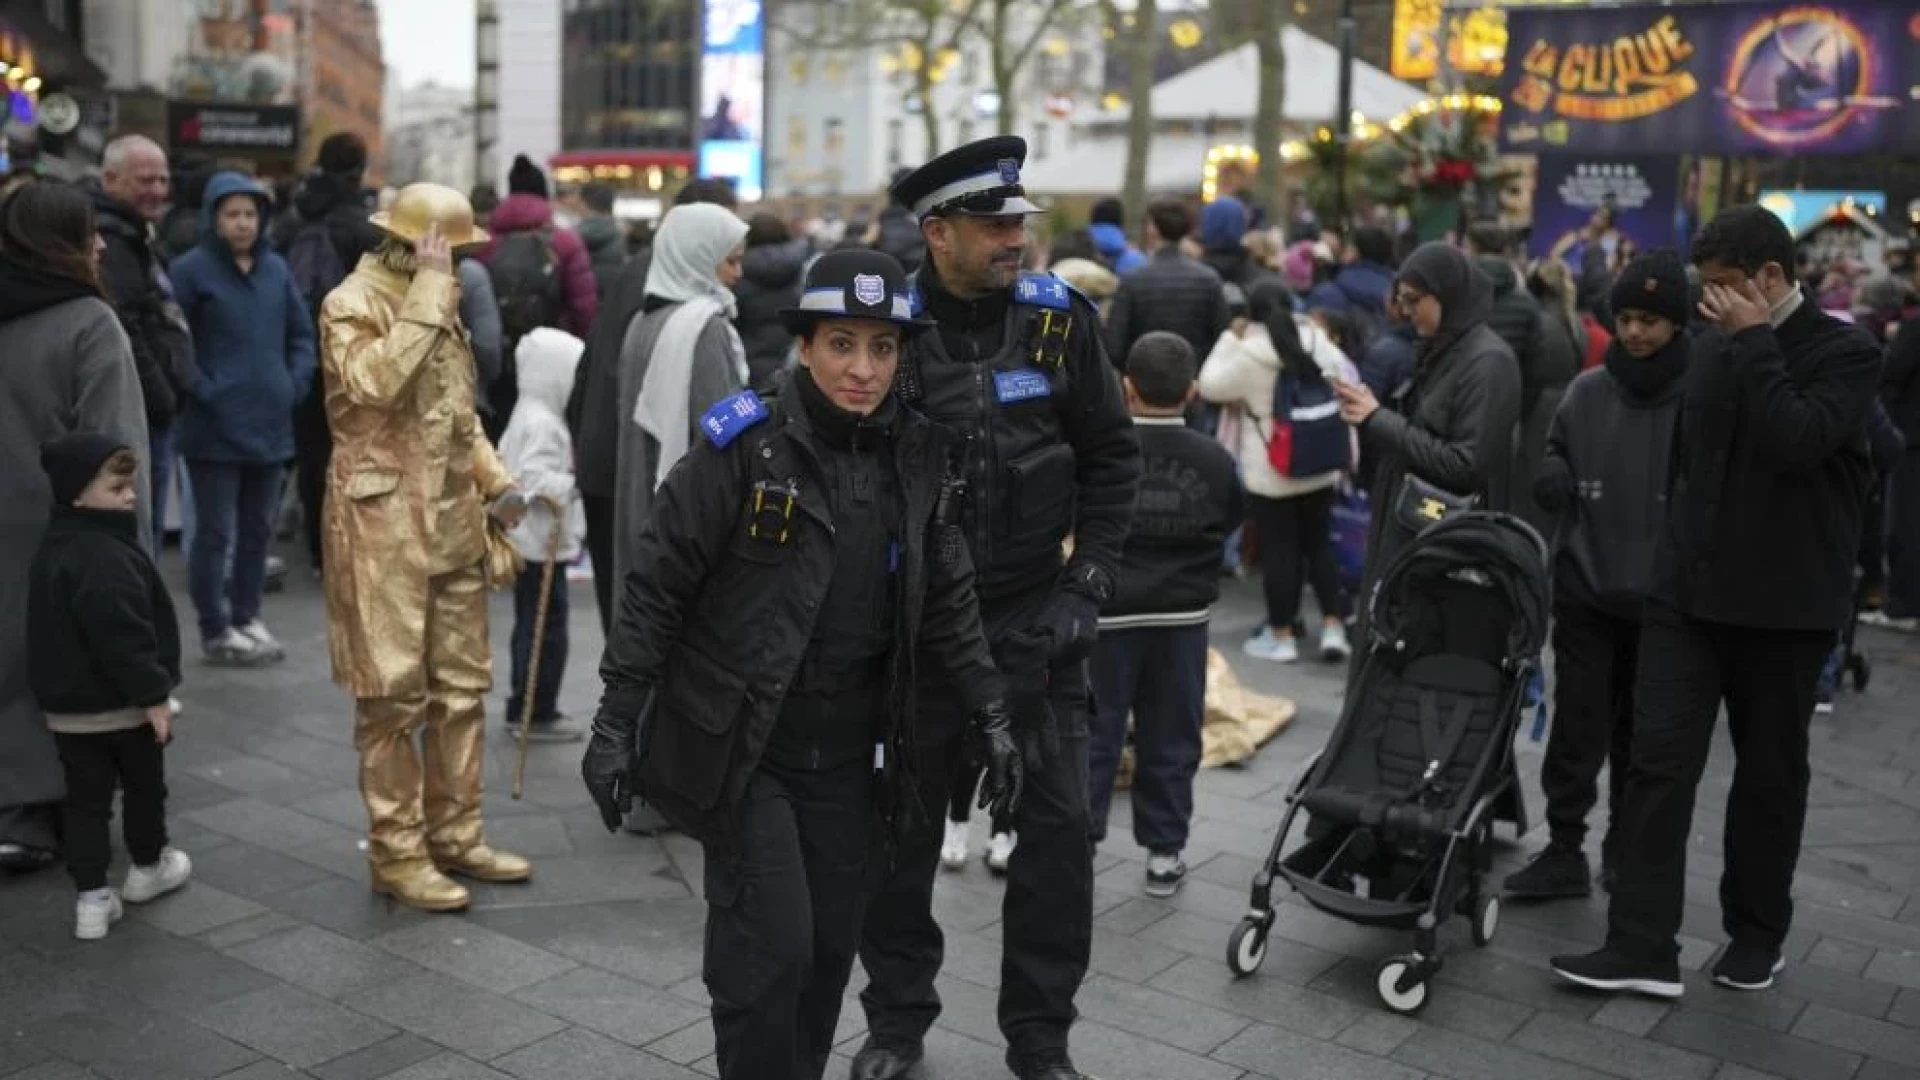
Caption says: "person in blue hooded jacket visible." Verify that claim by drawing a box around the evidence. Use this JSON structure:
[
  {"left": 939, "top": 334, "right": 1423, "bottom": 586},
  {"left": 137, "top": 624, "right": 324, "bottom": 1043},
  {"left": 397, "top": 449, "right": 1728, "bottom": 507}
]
[{"left": 166, "top": 170, "right": 316, "bottom": 667}]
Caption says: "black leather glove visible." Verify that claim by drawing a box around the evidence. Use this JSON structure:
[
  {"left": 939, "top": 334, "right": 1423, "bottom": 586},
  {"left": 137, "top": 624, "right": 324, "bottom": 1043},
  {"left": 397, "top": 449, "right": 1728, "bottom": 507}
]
[
  {"left": 1008, "top": 675, "right": 1059, "bottom": 771},
  {"left": 1533, "top": 457, "right": 1577, "bottom": 512},
  {"left": 1005, "top": 563, "right": 1114, "bottom": 667},
  {"left": 968, "top": 701, "right": 1024, "bottom": 821},
  {"left": 581, "top": 684, "right": 651, "bottom": 832}
]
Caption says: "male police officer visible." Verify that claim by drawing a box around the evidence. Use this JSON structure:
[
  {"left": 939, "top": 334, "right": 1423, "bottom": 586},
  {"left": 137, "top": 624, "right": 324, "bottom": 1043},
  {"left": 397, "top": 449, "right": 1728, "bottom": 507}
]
[{"left": 851, "top": 137, "right": 1140, "bottom": 1080}]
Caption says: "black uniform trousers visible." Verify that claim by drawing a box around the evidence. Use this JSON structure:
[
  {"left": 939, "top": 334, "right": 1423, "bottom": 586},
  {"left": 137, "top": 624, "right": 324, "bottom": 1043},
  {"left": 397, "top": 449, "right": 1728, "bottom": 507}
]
[
  {"left": 857, "top": 592, "right": 1093, "bottom": 1061},
  {"left": 1604, "top": 602, "right": 1832, "bottom": 964},
  {"left": 705, "top": 756, "right": 873, "bottom": 1080},
  {"left": 582, "top": 492, "right": 616, "bottom": 634},
  {"left": 1087, "top": 623, "right": 1209, "bottom": 854},
  {"left": 54, "top": 726, "right": 169, "bottom": 893},
  {"left": 1540, "top": 599, "right": 1638, "bottom": 861}
]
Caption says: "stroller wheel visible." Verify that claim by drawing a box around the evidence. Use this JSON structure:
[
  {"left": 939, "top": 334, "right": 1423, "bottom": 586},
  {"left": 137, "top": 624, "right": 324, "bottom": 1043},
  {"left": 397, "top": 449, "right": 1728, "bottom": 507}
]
[
  {"left": 1226, "top": 918, "right": 1269, "bottom": 978},
  {"left": 1471, "top": 894, "right": 1500, "bottom": 947},
  {"left": 1374, "top": 955, "right": 1430, "bottom": 1015}
]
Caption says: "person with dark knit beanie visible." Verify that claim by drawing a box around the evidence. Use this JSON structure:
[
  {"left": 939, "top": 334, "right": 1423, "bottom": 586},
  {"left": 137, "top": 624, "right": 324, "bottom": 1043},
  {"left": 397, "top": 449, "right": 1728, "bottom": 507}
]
[
  {"left": 29, "top": 434, "right": 190, "bottom": 941},
  {"left": 1506, "top": 250, "right": 1692, "bottom": 903},
  {"left": 478, "top": 154, "right": 600, "bottom": 428}
]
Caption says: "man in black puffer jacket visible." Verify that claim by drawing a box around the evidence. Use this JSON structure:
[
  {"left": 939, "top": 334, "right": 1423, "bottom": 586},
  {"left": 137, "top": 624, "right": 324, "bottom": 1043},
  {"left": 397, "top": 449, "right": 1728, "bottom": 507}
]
[
  {"left": 1466, "top": 223, "right": 1550, "bottom": 419},
  {"left": 1553, "top": 206, "right": 1882, "bottom": 1000},
  {"left": 1107, "top": 199, "right": 1228, "bottom": 370}
]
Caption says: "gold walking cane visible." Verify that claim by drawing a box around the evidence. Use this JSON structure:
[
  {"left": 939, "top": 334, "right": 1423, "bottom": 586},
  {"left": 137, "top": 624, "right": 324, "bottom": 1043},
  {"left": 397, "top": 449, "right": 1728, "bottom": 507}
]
[{"left": 513, "top": 495, "right": 568, "bottom": 800}]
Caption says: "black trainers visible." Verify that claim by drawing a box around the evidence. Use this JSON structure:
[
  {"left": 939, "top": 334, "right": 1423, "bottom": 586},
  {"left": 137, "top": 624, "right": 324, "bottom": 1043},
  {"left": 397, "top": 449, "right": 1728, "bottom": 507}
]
[
  {"left": 1145, "top": 852, "right": 1187, "bottom": 898},
  {"left": 1009, "top": 1049, "right": 1087, "bottom": 1080},
  {"left": 1550, "top": 948, "right": 1684, "bottom": 998},
  {"left": 1504, "top": 843, "right": 1591, "bottom": 899},
  {"left": 849, "top": 1038, "right": 923, "bottom": 1080},
  {"left": 1712, "top": 943, "right": 1784, "bottom": 991}
]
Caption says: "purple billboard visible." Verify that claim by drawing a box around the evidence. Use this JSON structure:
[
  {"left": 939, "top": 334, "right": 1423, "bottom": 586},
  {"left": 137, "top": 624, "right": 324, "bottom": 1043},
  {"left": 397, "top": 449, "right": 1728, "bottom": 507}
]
[{"left": 1500, "top": 2, "right": 1920, "bottom": 156}]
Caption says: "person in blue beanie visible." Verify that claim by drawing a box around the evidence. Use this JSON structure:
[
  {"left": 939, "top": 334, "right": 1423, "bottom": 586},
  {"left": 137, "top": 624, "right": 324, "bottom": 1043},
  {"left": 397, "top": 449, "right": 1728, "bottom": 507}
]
[
  {"left": 1087, "top": 197, "right": 1146, "bottom": 276},
  {"left": 167, "top": 170, "right": 316, "bottom": 666}
]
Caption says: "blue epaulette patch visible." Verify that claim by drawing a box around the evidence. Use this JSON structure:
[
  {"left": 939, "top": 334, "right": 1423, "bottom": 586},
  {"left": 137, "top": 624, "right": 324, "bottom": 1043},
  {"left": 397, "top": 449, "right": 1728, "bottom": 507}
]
[
  {"left": 1013, "top": 273, "right": 1072, "bottom": 312},
  {"left": 905, "top": 283, "right": 924, "bottom": 317},
  {"left": 701, "top": 390, "right": 769, "bottom": 448}
]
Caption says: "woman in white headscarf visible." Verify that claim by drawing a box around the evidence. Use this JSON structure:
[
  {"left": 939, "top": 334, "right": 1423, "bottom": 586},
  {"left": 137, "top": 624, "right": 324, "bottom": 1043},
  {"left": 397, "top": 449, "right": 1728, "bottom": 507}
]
[{"left": 613, "top": 203, "right": 749, "bottom": 587}]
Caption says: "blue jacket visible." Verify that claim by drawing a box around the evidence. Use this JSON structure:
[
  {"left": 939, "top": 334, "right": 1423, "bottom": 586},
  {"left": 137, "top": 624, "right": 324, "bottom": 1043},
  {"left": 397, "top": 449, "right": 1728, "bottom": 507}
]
[
  {"left": 1307, "top": 261, "right": 1395, "bottom": 319},
  {"left": 168, "top": 171, "right": 316, "bottom": 463},
  {"left": 1088, "top": 223, "right": 1146, "bottom": 276}
]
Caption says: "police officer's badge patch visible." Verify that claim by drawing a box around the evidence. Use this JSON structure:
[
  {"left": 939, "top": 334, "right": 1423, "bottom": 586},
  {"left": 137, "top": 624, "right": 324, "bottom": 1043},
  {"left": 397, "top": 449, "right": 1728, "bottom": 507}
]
[
  {"left": 701, "top": 390, "right": 769, "bottom": 448},
  {"left": 852, "top": 273, "right": 886, "bottom": 307},
  {"left": 997, "top": 158, "right": 1020, "bottom": 185}
]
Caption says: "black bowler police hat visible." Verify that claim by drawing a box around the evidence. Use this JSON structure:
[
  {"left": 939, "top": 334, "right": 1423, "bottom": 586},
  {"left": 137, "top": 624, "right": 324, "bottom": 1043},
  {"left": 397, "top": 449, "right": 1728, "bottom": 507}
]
[
  {"left": 780, "top": 249, "right": 933, "bottom": 335},
  {"left": 889, "top": 134, "right": 1045, "bottom": 220}
]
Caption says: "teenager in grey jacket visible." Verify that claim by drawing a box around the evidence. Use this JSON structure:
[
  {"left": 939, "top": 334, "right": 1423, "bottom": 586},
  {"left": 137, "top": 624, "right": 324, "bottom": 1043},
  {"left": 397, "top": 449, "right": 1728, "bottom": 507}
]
[{"left": 1507, "top": 252, "right": 1691, "bottom": 901}]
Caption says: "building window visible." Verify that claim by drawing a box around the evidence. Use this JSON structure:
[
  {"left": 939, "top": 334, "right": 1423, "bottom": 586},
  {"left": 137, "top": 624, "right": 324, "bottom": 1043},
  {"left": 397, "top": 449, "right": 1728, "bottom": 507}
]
[
  {"left": 789, "top": 56, "right": 808, "bottom": 83},
  {"left": 823, "top": 58, "right": 846, "bottom": 86},
  {"left": 788, "top": 116, "right": 807, "bottom": 158},
  {"left": 824, "top": 116, "right": 844, "bottom": 158}
]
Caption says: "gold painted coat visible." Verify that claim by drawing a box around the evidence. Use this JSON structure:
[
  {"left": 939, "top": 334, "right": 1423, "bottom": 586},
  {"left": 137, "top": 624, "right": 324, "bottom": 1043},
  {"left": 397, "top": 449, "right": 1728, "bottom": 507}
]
[{"left": 319, "top": 259, "right": 514, "bottom": 699}]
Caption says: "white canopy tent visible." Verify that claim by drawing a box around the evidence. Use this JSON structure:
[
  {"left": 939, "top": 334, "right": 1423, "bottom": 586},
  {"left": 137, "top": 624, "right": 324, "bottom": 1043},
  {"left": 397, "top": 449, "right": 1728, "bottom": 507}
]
[{"left": 1023, "top": 27, "right": 1425, "bottom": 197}]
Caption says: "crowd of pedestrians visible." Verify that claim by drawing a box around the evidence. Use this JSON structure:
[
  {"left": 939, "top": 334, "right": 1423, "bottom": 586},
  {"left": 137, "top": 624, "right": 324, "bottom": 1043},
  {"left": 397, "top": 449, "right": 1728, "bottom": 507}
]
[{"left": 2, "top": 123, "right": 1920, "bottom": 1080}]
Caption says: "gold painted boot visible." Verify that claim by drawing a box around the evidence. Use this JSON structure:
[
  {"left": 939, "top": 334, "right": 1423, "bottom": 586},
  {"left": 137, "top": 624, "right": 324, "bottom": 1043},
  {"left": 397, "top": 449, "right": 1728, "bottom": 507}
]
[
  {"left": 371, "top": 860, "right": 472, "bottom": 912},
  {"left": 431, "top": 843, "right": 533, "bottom": 884}
]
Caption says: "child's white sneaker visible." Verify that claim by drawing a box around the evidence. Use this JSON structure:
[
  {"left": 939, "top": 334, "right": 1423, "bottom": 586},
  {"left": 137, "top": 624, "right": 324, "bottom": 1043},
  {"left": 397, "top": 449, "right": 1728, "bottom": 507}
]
[
  {"left": 122, "top": 847, "right": 192, "bottom": 904},
  {"left": 940, "top": 819, "right": 970, "bottom": 871},
  {"left": 986, "top": 831, "right": 1016, "bottom": 876},
  {"left": 235, "top": 620, "right": 287, "bottom": 660},
  {"left": 75, "top": 888, "right": 122, "bottom": 940},
  {"left": 1320, "top": 621, "right": 1352, "bottom": 662},
  {"left": 1242, "top": 628, "right": 1299, "bottom": 663}
]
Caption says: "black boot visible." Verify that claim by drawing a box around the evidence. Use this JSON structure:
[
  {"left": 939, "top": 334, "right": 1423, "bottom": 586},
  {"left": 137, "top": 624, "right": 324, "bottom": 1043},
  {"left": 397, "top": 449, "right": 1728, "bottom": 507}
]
[
  {"left": 1009, "top": 1049, "right": 1088, "bottom": 1080},
  {"left": 1503, "top": 841, "right": 1591, "bottom": 899},
  {"left": 849, "top": 1038, "right": 923, "bottom": 1080}
]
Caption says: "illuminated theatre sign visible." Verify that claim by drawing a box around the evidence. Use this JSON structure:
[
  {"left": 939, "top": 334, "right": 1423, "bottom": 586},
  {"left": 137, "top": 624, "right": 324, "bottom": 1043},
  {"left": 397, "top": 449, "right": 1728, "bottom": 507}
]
[{"left": 1499, "top": 2, "right": 1920, "bottom": 155}]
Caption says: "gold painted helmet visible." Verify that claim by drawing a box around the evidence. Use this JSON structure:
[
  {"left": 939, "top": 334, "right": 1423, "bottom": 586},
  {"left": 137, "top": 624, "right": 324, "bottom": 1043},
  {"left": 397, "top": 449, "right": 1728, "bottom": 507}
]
[{"left": 370, "top": 183, "right": 489, "bottom": 249}]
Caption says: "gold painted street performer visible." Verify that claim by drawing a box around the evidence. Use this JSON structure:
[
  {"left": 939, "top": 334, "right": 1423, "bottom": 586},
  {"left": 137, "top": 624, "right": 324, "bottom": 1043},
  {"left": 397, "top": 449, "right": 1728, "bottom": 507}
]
[{"left": 319, "top": 182, "right": 533, "bottom": 912}]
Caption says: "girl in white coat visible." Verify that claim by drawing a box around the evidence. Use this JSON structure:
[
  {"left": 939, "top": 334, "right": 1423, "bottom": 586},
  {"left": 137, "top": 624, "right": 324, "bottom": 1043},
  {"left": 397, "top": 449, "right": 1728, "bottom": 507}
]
[
  {"left": 499, "top": 327, "right": 589, "bottom": 741},
  {"left": 1199, "top": 279, "right": 1359, "bottom": 664}
]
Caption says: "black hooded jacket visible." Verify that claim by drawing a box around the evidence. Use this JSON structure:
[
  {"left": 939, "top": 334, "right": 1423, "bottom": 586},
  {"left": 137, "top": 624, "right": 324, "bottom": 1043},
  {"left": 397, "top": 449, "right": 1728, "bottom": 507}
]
[
  {"left": 271, "top": 170, "right": 380, "bottom": 275},
  {"left": 90, "top": 185, "right": 194, "bottom": 429},
  {"left": 1476, "top": 257, "right": 1550, "bottom": 417},
  {"left": 1538, "top": 332, "right": 1689, "bottom": 619},
  {"left": 733, "top": 238, "right": 809, "bottom": 390},
  {"left": 1359, "top": 245, "right": 1523, "bottom": 578},
  {"left": 29, "top": 506, "right": 180, "bottom": 714}
]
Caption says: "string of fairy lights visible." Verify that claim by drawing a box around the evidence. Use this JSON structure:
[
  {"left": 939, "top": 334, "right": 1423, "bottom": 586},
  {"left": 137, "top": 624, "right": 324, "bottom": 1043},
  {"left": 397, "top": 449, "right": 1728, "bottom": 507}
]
[{"left": 1201, "top": 93, "right": 1506, "bottom": 202}]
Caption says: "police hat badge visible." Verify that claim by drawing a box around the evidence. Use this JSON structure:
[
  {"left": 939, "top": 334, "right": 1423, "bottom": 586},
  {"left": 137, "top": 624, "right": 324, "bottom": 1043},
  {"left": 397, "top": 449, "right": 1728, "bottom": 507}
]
[{"left": 853, "top": 273, "right": 887, "bottom": 308}]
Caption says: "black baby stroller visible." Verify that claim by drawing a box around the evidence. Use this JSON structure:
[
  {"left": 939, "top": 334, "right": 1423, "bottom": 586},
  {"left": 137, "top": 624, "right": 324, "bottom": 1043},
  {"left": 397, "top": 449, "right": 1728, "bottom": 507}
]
[{"left": 1225, "top": 512, "right": 1550, "bottom": 1015}]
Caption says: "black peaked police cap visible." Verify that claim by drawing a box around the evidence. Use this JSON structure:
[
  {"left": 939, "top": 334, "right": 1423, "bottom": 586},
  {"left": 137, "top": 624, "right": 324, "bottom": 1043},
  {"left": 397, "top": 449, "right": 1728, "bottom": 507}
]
[
  {"left": 780, "top": 249, "right": 933, "bottom": 335},
  {"left": 889, "top": 134, "right": 1045, "bottom": 220}
]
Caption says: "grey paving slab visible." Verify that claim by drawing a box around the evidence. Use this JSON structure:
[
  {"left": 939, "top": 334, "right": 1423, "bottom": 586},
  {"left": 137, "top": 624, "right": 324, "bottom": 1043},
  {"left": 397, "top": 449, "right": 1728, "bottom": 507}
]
[
  {"left": 226, "top": 924, "right": 425, "bottom": 999},
  {"left": 350, "top": 971, "right": 567, "bottom": 1061},
  {"left": 307, "top": 1034, "right": 443, "bottom": 1080},
  {"left": 1510, "top": 1011, "right": 1719, "bottom": 1080},
  {"left": 491, "top": 1027, "right": 703, "bottom": 1080},
  {"left": 1215, "top": 1022, "right": 1427, "bottom": 1080},
  {"left": 1652, "top": 1008, "right": 1864, "bottom": 1080},
  {"left": 191, "top": 984, "right": 395, "bottom": 1068},
  {"left": 370, "top": 919, "right": 576, "bottom": 994},
  {"left": 1388, "top": 1027, "right": 1618, "bottom": 1080},
  {"left": 125, "top": 881, "right": 269, "bottom": 937},
  {"left": 4, "top": 1063, "right": 100, "bottom": 1080},
  {"left": 509, "top": 967, "right": 707, "bottom": 1048},
  {"left": 1791, "top": 1003, "right": 1920, "bottom": 1070},
  {"left": 370, "top": 1054, "right": 514, "bottom": 1080},
  {"left": 26, "top": 999, "right": 261, "bottom": 1080}
]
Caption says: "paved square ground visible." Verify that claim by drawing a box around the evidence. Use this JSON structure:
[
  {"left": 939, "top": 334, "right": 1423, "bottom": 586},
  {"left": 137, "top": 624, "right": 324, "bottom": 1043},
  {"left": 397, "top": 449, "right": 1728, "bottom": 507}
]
[{"left": 4, "top": 560, "right": 1920, "bottom": 1079}]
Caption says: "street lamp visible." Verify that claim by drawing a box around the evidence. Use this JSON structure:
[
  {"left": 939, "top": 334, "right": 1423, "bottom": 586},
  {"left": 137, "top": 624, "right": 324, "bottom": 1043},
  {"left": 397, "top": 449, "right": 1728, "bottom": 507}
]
[{"left": 1333, "top": 0, "right": 1355, "bottom": 228}]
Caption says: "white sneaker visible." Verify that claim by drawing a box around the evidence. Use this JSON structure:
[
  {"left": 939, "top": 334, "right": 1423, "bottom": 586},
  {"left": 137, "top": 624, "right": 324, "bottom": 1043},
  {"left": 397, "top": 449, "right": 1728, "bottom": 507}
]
[
  {"left": 203, "top": 628, "right": 273, "bottom": 667},
  {"left": 940, "top": 820, "right": 970, "bottom": 871},
  {"left": 1242, "top": 628, "right": 1299, "bottom": 663},
  {"left": 1320, "top": 621, "right": 1352, "bottom": 662},
  {"left": 235, "top": 620, "right": 286, "bottom": 660},
  {"left": 986, "top": 832, "right": 1016, "bottom": 876},
  {"left": 75, "top": 888, "right": 122, "bottom": 940},
  {"left": 122, "top": 847, "right": 192, "bottom": 904}
]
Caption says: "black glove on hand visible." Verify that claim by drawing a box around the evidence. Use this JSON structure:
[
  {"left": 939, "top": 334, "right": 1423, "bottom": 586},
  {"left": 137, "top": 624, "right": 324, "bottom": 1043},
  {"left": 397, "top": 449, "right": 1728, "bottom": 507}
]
[
  {"left": 1005, "top": 564, "right": 1113, "bottom": 666},
  {"left": 1008, "top": 677, "right": 1059, "bottom": 771},
  {"left": 968, "top": 701, "right": 1024, "bottom": 821},
  {"left": 1533, "top": 457, "right": 1577, "bottom": 512},
  {"left": 581, "top": 685, "right": 650, "bottom": 832}
]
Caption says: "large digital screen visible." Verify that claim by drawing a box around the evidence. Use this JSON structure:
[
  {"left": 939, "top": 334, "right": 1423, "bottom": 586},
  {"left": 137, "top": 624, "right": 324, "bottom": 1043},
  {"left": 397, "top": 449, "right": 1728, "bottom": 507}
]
[{"left": 699, "top": 0, "right": 764, "bottom": 202}]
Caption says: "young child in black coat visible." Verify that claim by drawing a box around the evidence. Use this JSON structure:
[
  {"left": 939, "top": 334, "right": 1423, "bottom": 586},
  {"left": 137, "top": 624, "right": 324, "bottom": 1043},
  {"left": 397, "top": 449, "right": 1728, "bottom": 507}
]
[
  {"left": 1088, "top": 332, "right": 1245, "bottom": 897},
  {"left": 29, "top": 434, "right": 191, "bottom": 941}
]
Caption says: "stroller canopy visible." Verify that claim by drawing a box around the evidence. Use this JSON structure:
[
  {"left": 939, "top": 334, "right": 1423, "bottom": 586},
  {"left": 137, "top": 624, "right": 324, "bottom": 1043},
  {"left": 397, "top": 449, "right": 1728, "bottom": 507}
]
[{"left": 1367, "top": 512, "right": 1550, "bottom": 667}]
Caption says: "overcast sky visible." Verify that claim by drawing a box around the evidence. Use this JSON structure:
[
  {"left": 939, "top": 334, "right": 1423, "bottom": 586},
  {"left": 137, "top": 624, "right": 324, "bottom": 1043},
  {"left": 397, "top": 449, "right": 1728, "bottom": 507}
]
[{"left": 379, "top": 0, "right": 476, "bottom": 90}]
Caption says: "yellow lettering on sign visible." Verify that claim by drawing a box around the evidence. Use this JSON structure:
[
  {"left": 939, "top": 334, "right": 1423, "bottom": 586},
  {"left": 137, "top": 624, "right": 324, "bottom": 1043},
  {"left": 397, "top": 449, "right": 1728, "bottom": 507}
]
[{"left": 1508, "top": 11, "right": 1700, "bottom": 123}]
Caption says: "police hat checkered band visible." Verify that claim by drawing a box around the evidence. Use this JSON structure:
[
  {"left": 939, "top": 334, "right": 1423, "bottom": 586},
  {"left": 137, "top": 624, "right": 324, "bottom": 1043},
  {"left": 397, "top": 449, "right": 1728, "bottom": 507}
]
[
  {"left": 913, "top": 163, "right": 1025, "bottom": 217},
  {"left": 798, "top": 287, "right": 914, "bottom": 321}
]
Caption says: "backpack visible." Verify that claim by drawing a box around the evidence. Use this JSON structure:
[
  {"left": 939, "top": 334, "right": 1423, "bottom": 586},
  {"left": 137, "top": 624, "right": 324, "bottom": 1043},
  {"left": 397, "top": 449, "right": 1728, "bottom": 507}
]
[
  {"left": 286, "top": 218, "right": 346, "bottom": 318},
  {"left": 488, "top": 229, "right": 563, "bottom": 343},
  {"left": 1266, "top": 339, "right": 1348, "bottom": 478}
]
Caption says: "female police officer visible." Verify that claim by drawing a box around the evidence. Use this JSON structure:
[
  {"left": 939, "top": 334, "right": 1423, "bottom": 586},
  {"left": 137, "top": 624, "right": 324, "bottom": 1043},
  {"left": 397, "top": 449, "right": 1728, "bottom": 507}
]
[{"left": 580, "top": 249, "right": 1021, "bottom": 1080}]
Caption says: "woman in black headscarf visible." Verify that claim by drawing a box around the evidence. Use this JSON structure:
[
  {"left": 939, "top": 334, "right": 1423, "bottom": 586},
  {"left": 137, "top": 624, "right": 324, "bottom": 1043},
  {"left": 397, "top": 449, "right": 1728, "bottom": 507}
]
[{"left": 1332, "top": 241, "right": 1523, "bottom": 583}]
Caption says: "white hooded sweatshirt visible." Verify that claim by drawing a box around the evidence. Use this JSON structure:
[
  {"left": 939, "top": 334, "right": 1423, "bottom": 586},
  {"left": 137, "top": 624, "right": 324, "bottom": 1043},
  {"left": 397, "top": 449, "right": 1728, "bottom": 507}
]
[
  {"left": 499, "top": 327, "right": 588, "bottom": 563},
  {"left": 1197, "top": 316, "right": 1358, "bottom": 500}
]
